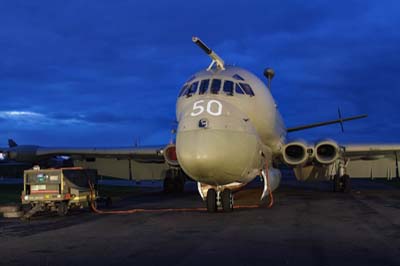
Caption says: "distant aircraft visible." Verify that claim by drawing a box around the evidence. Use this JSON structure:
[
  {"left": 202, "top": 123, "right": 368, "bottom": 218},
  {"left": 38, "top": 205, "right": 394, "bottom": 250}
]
[{"left": 2, "top": 37, "right": 400, "bottom": 212}]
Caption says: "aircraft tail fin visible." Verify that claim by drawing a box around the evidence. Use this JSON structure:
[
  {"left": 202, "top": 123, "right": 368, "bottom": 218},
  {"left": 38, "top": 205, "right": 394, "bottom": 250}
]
[{"left": 8, "top": 139, "right": 18, "bottom": 147}]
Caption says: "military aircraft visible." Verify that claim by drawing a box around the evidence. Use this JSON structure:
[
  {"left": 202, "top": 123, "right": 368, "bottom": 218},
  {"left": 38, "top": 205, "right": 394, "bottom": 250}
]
[{"left": 2, "top": 37, "right": 400, "bottom": 212}]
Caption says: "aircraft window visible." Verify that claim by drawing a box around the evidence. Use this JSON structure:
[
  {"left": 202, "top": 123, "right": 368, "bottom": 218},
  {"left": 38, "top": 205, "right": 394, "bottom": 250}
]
[
  {"left": 235, "top": 83, "right": 245, "bottom": 95},
  {"left": 187, "top": 81, "right": 199, "bottom": 97},
  {"left": 233, "top": 74, "right": 245, "bottom": 81},
  {"left": 223, "top": 81, "right": 234, "bottom": 96},
  {"left": 179, "top": 84, "right": 189, "bottom": 97},
  {"left": 211, "top": 79, "right": 221, "bottom": 94},
  {"left": 199, "top": 79, "right": 210, "bottom": 95},
  {"left": 239, "top": 83, "right": 255, "bottom": 96}
]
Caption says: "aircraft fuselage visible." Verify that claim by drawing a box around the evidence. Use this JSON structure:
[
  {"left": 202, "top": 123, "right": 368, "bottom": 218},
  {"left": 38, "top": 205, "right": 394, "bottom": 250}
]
[{"left": 176, "top": 66, "right": 286, "bottom": 188}]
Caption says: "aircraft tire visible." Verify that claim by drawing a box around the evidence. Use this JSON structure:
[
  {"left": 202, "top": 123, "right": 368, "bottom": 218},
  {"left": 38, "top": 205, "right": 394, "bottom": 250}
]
[
  {"left": 163, "top": 177, "right": 175, "bottom": 193},
  {"left": 173, "top": 177, "right": 185, "bottom": 193},
  {"left": 206, "top": 189, "right": 217, "bottom": 213},
  {"left": 342, "top": 175, "right": 351, "bottom": 193},
  {"left": 333, "top": 175, "right": 341, "bottom": 192},
  {"left": 221, "top": 189, "right": 233, "bottom": 212},
  {"left": 164, "top": 169, "right": 185, "bottom": 193}
]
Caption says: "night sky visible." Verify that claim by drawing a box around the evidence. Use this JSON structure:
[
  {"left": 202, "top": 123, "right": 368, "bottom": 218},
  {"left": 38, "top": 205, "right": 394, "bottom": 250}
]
[{"left": 1, "top": 1, "right": 399, "bottom": 147}]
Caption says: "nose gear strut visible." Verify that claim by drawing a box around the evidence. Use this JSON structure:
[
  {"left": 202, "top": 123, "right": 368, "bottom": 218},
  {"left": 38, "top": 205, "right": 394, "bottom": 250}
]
[{"left": 261, "top": 160, "right": 274, "bottom": 208}]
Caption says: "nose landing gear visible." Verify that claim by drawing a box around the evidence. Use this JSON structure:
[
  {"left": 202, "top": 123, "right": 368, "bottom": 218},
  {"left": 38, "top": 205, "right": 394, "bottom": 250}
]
[{"left": 206, "top": 188, "right": 234, "bottom": 213}]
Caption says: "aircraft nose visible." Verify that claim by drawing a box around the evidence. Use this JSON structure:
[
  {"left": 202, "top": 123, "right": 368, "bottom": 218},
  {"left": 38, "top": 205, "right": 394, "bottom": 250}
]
[{"left": 176, "top": 99, "right": 261, "bottom": 185}]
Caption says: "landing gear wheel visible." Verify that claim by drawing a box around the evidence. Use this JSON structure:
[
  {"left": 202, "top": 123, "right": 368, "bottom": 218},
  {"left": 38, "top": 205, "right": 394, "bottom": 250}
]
[
  {"left": 342, "top": 174, "right": 351, "bottom": 193},
  {"left": 163, "top": 169, "right": 185, "bottom": 193},
  {"left": 333, "top": 174, "right": 341, "bottom": 192},
  {"left": 206, "top": 189, "right": 217, "bottom": 213},
  {"left": 221, "top": 189, "right": 233, "bottom": 212},
  {"left": 163, "top": 177, "right": 175, "bottom": 193},
  {"left": 57, "top": 201, "right": 68, "bottom": 217},
  {"left": 173, "top": 177, "right": 185, "bottom": 193}
]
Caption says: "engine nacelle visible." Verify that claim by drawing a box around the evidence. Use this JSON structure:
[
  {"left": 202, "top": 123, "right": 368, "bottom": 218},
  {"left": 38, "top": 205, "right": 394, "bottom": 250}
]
[
  {"left": 163, "top": 144, "right": 179, "bottom": 166},
  {"left": 314, "top": 140, "right": 339, "bottom": 165},
  {"left": 282, "top": 141, "right": 313, "bottom": 166}
]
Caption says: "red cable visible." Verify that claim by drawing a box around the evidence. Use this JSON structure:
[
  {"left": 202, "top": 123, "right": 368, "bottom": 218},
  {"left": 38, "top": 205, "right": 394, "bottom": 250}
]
[{"left": 88, "top": 170, "right": 274, "bottom": 214}]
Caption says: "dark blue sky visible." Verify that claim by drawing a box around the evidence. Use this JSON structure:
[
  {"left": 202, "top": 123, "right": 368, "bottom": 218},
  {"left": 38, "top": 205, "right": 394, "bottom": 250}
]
[{"left": 1, "top": 1, "right": 399, "bottom": 147}]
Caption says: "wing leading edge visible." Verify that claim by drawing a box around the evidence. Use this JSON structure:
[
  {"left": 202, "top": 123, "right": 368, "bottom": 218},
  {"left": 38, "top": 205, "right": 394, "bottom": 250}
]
[{"left": 3, "top": 144, "right": 167, "bottom": 163}]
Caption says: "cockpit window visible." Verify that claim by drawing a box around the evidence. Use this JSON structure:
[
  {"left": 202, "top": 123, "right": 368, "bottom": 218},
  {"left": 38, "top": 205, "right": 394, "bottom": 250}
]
[
  {"left": 210, "top": 79, "right": 221, "bottom": 94},
  {"left": 235, "top": 83, "right": 245, "bottom": 95},
  {"left": 239, "top": 83, "right": 255, "bottom": 96},
  {"left": 233, "top": 74, "right": 245, "bottom": 81},
  {"left": 223, "top": 81, "right": 234, "bottom": 96},
  {"left": 178, "top": 84, "right": 189, "bottom": 97},
  {"left": 179, "top": 79, "right": 254, "bottom": 98},
  {"left": 187, "top": 81, "right": 198, "bottom": 97},
  {"left": 199, "top": 79, "right": 209, "bottom": 95}
]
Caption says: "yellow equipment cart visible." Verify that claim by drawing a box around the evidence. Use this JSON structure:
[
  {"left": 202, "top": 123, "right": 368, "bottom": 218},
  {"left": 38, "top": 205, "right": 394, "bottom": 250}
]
[{"left": 21, "top": 166, "right": 98, "bottom": 218}]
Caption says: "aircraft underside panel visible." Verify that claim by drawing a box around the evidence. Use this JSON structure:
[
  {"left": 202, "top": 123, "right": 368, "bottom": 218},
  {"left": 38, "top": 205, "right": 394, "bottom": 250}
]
[
  {"left": 345, "top": 157, "right": 397, "bottom": 179},
  {"left": 293, "top": 156, "right": 398, "bottom": 181},
  {"left": 74, "top": 158, "right": 169, "bottom": 180},
  {"left": 293, "top": 165, "right": 333, "bottom": 181}
]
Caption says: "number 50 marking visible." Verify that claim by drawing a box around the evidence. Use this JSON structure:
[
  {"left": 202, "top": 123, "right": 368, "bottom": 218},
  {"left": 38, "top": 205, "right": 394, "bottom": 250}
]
[{"left": 190, "top": 100, "right": 223, "bottom": 116}]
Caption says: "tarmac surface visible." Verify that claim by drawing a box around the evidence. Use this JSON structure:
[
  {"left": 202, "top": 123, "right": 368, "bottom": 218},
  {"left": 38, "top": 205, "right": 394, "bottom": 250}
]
[{"left": 1, "top": 179, "right": 400, "bottom": 266}]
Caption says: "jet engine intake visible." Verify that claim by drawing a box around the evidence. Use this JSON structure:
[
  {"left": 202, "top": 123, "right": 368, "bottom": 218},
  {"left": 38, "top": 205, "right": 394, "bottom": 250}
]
[
  {"left": 314, "top": 140, "right": 339, "bottom": 165},
  {"left": 282, "top": 141, "right": 312, "bottom": 166},
  {"left": 163, "top": 144, "right": 179, "bottom": 166}
]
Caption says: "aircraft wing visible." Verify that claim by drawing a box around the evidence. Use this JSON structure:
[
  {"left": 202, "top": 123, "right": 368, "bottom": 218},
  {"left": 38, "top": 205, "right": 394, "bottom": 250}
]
[
  {"left": 2, "top": 142, "right": 173, "bottom": 164},
  {"left": 339, "top": 144, "right": 400, "bottom": 179},
  {"left": 343, "top": 144, "right": 400, "bottom": 160},
  {"left": 36, "top": 146, "right": 166, "bottom": 162}
]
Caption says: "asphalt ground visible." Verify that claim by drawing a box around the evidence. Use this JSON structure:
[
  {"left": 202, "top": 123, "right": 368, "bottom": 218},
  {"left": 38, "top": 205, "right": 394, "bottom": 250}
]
[{"left": 0, "top": 179, "right": 400, "bottom": 266}]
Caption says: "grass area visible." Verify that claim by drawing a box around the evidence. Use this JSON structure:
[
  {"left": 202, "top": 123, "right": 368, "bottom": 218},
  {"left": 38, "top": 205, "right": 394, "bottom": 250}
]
[{"left": 0, "top": 184, "right": 23, "bottom": 204}]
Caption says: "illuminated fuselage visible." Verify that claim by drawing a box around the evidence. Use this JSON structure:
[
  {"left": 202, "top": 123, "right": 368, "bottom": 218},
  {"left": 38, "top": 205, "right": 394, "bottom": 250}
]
[{"left": 176, "top": 66, "right": 286, "bottom": 188}]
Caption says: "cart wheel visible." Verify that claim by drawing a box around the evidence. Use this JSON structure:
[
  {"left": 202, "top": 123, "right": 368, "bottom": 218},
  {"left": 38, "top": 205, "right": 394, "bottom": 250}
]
[{"left": 57, "top": 202, "right": 68, "bottom": 217}]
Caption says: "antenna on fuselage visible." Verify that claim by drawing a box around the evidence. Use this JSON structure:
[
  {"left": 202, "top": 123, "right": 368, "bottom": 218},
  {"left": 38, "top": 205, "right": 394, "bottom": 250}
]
[
  {"left": 264, "top": 68, "right": 275, "bottom": 90},
  {"left": 192, "top": 36, "right": 225, "bottom": 71}
]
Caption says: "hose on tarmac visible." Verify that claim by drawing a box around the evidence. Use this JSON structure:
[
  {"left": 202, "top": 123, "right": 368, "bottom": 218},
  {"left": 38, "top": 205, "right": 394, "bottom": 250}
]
[{"left": 88, "top": 174, "right": 274, "bottom": 215}]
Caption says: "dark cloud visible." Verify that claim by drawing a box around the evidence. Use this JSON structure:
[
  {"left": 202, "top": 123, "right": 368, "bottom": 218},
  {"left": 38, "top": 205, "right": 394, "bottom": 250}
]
[
  {"left": 57, "top": 111, "right": 173, "bottom": 126},
  {"left": 0, "top": 0, "right": 399, "bottom": 146}
]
